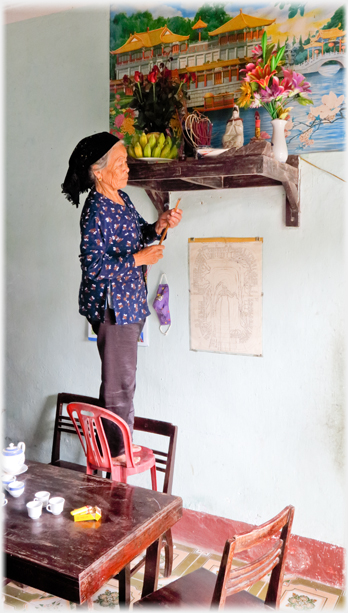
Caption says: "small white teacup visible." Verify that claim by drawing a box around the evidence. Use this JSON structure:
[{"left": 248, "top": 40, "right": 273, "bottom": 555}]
[
  {"left": 6, "top": 480, "right": 25, "bottom": 498},
  {"left": 46, "top": 497, "right": 65, "bottom": 516},
  {"left": 2, "top": 474, "right": 16, "bottom": 489},
  {"left": 27, "top": 500, "right": 43, "bottom": 519},
  {"left": 1, "top": 492, "right": 7, "bottom": 506},
  {"left": 34, "top": 491, "right": 50, "bottom": 508}
]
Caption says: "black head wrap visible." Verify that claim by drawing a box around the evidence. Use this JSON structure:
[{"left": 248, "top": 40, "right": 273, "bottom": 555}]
[{"left": 61, "top": 132, "right": 120, "bottom": 207}]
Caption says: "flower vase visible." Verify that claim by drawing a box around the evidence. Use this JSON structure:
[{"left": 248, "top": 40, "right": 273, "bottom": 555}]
[{"left": 271, "top": 119, "right": 288, "bottom": 163}]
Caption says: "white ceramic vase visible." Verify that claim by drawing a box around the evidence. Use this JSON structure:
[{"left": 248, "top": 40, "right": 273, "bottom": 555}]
[{"left": 271, "top": 119, "right": 288, "bottom": 163}]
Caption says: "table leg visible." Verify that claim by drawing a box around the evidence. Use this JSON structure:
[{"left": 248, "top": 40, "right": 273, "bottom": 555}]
[
  {"left": 118, "top": 565, "right": 131, "bottom": 607},
  {"left": 141, "top": 536, "right": 162, "bottom": 599}
]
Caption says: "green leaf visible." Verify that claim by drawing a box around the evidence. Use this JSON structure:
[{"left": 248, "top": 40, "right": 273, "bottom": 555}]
[
  {"left": 267, "top": 42, "right": 275, "bottom": 53},
  {"left": 270, "top": 55, "right": 276, "bottom": 72},
  {"left": 297, "top": 97, "right": 313, "bottom": 106},
  {"left": 261, "top": 30, "right": 267, "bottom": 58},
  {"left": 274, "top": 45, "right": 286, "bottom": 67},
  {"left": 122, "top": 133, "right": 132, "bottom": 146},
  {"left": 265, "top": 102, "right": 277, "bottom": 119},
  {"left": 264, "top": 43, "right": 275, "bottom": 64}
]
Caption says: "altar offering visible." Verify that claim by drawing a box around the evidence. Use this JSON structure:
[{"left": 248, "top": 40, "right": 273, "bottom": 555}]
[{"left": 71, "top": 505, "right": 102, "bottom": 522}]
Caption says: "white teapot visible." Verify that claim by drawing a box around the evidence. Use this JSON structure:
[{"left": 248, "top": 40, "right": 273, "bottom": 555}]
[{"left": 2, "top": 442, "right": 26, "bottom": 474}]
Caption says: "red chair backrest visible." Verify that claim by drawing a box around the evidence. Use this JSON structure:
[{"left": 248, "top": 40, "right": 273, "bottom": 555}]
[{"left": 67, "top": 402, "right": 136, "bottom": 471}]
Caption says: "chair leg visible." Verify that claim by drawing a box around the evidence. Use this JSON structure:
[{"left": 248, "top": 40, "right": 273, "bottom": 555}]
[
  {"left": 118, "top": 564, "right": 131, "bottom": 607},
  {"left": 150, "top": 464, "right": 157, "bottom": 490},
  {"left": 162, "top": 529, "right": 174, "bottom": 578},
  {"left": 141, "top": 537, "right": 162, "bottom": 599}
]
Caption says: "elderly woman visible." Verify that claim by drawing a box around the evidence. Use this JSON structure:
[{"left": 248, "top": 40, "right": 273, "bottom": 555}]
[{"left": 62, "top": 132, "right": 182, "bottom": 464}]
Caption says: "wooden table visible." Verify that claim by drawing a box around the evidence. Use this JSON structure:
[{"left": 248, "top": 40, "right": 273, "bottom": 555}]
[{"left": 3, "top": 461, "right": 182, "bottom": 605}]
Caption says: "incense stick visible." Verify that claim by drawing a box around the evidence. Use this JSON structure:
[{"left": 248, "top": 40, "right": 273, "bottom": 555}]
[{"left": 159, "top": 198, "right": 181, "bottom": 245}]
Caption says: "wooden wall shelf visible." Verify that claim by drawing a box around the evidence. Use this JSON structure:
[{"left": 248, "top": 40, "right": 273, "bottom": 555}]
[{"left": 127, "top": 140, "right": 300, "bottom": 227}]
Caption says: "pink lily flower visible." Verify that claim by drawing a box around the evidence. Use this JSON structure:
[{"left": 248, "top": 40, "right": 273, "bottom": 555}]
[
  {"left": 244, "top": 62, "right": 258, "bottom": 72},
  {"left": 292, "top": 71, "right": 312, "bottom": 93},
  {"left": 251, "top": 45, "right": 263, "bottom": 58},
  {"left": 282, "top": 69, "right": 293, "bottom": 81},
  {"left": 266, "top": 76, "right": 285, "bottom": 97},
  {"left": 280, "top": 77, "right": 293, "bottom": 92},
  {"left": 282, "top": 69, "right": 311, "bottom": 93},
  {"left": 259, "top": 90, "right": 277, "bottom": 104},
  {"left": 260, "top": 76, "right": 293, "bottom": 102},
  {"left": 240, "top": 59, "right": 263, "bottom": 74}
]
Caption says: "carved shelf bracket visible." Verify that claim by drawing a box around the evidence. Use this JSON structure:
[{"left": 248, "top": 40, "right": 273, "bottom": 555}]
[{"left": 144, "top": 189, "right": 169, "bottom": 214}]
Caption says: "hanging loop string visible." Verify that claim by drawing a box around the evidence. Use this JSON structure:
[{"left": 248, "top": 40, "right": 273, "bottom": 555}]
[{"left": 300, "top": 156, "right": 345, "bottom": 182}]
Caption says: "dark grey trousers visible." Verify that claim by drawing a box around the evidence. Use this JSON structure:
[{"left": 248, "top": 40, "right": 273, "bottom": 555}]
[{"left": 93, "top": 309, "right": 145, "bottom": 457}]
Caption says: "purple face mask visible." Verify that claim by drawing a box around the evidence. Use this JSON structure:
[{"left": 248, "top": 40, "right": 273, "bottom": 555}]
[{"left": 152, "top": 275, "right": 171, "bottom": 335}]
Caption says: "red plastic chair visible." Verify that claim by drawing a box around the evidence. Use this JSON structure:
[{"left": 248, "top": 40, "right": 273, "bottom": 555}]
[{"left": 67, "top": 402, "right": 157, "bottom": 488}]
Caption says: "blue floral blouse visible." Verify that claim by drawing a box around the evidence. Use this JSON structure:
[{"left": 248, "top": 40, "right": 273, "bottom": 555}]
[{"left": 79, "top": 188, "right": 160, "bottom": 325}]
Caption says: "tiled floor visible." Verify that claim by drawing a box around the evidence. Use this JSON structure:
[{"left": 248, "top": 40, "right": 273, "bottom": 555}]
[{"left": 3, "top": 542, "right": 345, "bottom": 610}]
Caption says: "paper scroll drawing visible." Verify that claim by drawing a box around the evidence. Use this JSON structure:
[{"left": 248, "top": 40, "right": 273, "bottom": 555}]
[{"left": 189, "top": 238, "right": 263, "bottom": 356}]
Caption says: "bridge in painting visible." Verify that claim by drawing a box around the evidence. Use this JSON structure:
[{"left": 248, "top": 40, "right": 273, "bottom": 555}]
[{"left": 291, "top": 51, "right": 346, "bottom": 75}]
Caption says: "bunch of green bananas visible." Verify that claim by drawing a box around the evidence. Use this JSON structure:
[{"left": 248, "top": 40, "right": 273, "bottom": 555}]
[{"left": 128, "top": 132, "right": 178, "bottom": 160}]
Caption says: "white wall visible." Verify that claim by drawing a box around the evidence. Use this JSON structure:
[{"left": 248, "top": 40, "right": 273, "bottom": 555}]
[{"left": 5, "top": 8, "right": 345, "bottom": 547}]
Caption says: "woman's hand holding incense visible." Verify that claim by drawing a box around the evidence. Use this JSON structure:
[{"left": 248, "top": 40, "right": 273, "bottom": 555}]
[
  {"left": 133, "top": 245, "right": 165, "bottom": 266},
  {"left": 155, "top": 207, "right": 183, "bottom": 235}
]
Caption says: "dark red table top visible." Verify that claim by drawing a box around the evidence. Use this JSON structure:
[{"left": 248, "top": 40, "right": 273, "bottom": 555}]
[{"left": 3, "top": 461, "right": 182, "bottom": 603}]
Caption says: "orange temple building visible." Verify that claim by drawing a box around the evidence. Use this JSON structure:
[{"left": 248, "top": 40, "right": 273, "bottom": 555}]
[
  {"left": 110, "top": 9, "right": 276, "bottom": 111},
  {"left": 303, "top": 26, "right": 346, "bottom": 59},
  {"left": 192, "top": 17, "right": 208, "bottom": 42}
]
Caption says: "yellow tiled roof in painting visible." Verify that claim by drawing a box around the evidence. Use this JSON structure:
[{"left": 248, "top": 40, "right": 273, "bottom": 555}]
[
  {"left": 310, "top": 27, "right": 345, "bottom": 42},
  {"left": 111, "top": 26, "right": 189, "bottom": 55},
  {"left": 209, "top": 8, "right": 275, "bottom": 36},
  {"left": 304, "top": 27, "right": 345, "bottom": 49},
  {"left": 192, "top": 17, "right": 208, "bottom": 30},
  {"left": 303, "top": 42, "right": 324, "bottom": 49},
  {"left": 183, "top": 58, "right": 249, "bottom": 73}
]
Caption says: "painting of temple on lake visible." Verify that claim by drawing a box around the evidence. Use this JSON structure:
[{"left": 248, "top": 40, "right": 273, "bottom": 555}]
[{"left": 109, "top": 3, "right": 346, "bottom": 154}]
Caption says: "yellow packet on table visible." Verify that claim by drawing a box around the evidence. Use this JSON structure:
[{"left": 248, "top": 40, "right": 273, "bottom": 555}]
[{"left": 71, "top": 506, "right": 102, "bottom": 522}]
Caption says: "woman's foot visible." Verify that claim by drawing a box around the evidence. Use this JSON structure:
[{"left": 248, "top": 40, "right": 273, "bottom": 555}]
[{"left": 112, "top": 454, "right": 141, "bottom": 466}]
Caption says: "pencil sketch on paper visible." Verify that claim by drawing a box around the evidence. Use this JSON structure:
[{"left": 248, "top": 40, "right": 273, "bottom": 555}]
[{"left": 189, "top": 239, "right": 262, "bottom": 356}]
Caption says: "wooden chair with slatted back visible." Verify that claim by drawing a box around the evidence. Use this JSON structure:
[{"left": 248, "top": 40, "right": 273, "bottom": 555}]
[
  {"left": 50, "top": 393, "right": 178, "bottom": 581},
  {"left": 134, "top": 505, "right": 295, "bottom": 609},
  {"left": 51, "top": 392, "right": 103, "bottom": 472},
  {"left": 126, "top": 416, "right": 178, "bottom": 579}
]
